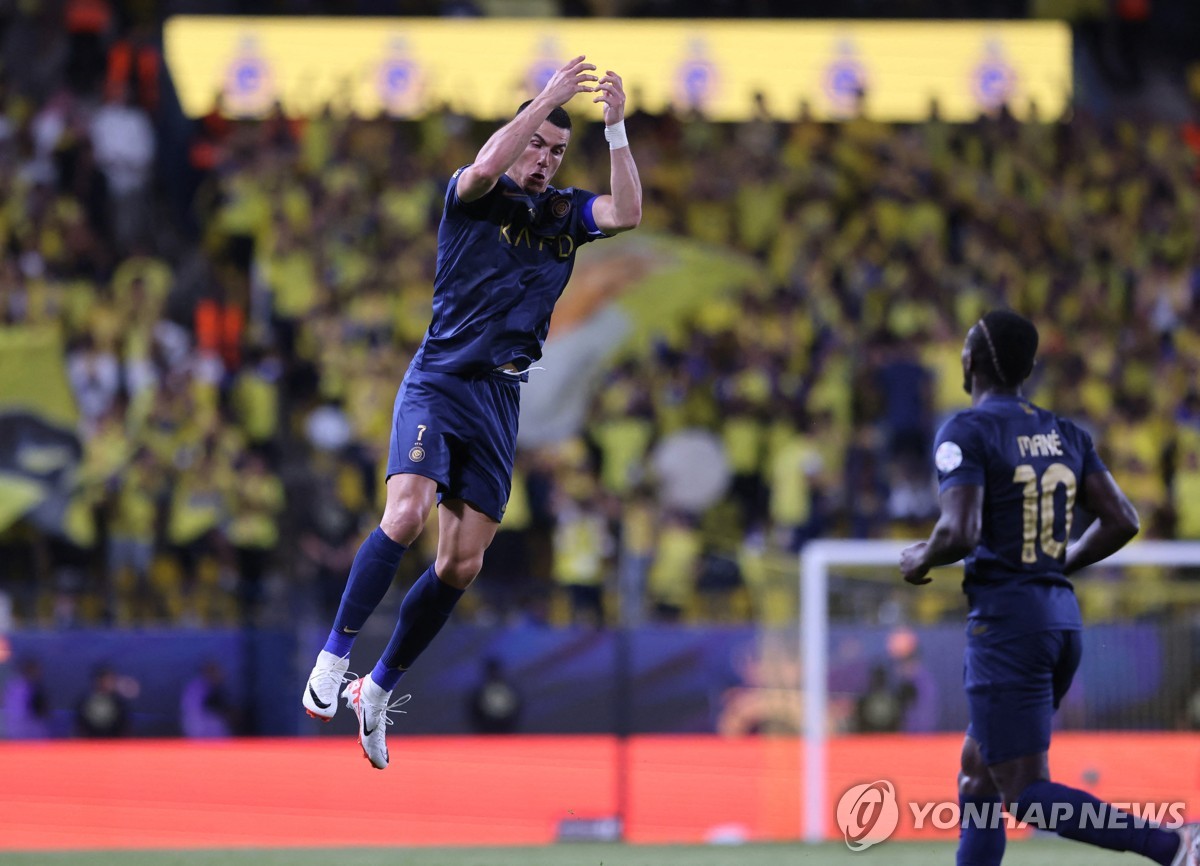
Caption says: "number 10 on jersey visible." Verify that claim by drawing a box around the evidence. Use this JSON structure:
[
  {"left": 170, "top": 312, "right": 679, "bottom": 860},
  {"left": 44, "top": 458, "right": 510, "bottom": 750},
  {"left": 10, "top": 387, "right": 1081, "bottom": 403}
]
[{"left": 1014, "top": 463, "right": 1077, "bottom": 563}]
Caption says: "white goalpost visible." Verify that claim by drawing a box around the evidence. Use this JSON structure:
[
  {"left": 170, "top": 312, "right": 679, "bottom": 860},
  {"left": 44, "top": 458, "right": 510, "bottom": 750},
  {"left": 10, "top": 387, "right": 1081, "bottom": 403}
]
[{"left": 799, "top": 538, "right": 1200, "bottom": 843}]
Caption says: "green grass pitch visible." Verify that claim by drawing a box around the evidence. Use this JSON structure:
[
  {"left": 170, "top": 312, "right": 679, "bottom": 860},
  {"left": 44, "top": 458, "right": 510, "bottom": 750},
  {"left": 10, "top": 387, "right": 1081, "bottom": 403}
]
[{"left": 1, "top": 840, "right": 1137, "bottom": 866}]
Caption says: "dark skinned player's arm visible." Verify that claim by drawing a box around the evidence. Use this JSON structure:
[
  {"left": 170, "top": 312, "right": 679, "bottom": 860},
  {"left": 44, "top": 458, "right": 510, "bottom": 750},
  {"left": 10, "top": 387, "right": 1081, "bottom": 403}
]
[
  {"left": 900, "top": 485, "right": 983, "bottom": 585},
  {"left": 1063, "top": 471, "right": 1139, "bottom": 576},
  {"left": 923, "top": 485, "right": 984, "bottom": 569}
]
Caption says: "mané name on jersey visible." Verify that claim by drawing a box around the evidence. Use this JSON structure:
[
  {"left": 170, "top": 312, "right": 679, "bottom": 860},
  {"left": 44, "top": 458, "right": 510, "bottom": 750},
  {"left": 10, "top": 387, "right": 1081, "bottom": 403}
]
[
  {"left": 411, "top": 168, "right": 607, "bottom": 375},
  {"left": 934, "top": 394, "right": 1108, "bottom": 632}
]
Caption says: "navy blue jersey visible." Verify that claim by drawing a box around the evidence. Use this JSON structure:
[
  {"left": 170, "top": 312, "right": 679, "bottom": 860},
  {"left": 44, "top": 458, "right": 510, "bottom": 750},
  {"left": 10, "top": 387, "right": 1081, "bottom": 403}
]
[
  {"left": 934, "top": 394, "right": 1108, "bottom": 631},
  {"left": 411, "top": 168, "right": 606, "bottom": 375}
]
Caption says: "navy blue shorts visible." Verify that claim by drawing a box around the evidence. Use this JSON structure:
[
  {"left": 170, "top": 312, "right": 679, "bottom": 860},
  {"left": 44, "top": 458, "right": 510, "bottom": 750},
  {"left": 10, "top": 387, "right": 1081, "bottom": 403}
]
[
  {"left": 964, "top": 625, "right": 1081, "bottom": 766},
  {"left": 386, "top": 367, "right": 521, "bottom": 523}
]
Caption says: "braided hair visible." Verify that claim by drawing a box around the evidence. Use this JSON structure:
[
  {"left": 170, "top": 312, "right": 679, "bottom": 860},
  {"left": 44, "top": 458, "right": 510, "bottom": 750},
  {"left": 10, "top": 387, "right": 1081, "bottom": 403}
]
[{"left": 969, "top": 310, "right": 1039, "bottom": 387}]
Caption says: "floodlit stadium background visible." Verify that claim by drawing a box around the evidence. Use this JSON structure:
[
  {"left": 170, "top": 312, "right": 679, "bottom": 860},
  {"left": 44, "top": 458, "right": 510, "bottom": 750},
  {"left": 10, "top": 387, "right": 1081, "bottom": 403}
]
[{"left": 2, "top": 0, "right": 1200, "bottom": 857}]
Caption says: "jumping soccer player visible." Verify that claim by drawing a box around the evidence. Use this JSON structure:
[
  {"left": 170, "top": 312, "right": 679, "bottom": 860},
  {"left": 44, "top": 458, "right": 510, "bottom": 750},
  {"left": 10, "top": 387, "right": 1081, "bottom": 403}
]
[
  {"left": 301, "top": 56, "right": 641, "bottom": 769},
  {"left": 899, "top": 310, "right": 1197, "bottom": 865}
]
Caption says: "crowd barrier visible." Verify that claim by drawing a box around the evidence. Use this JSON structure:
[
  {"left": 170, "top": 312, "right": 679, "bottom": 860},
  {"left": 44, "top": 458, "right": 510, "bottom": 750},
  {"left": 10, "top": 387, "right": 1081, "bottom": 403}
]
[{"left": 9, "top": 621, "right": 1195, "bottom": 737}]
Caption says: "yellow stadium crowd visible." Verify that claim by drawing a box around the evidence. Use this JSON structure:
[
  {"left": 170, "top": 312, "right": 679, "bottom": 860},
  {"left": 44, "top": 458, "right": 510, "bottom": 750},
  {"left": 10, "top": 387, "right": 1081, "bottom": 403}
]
[{"left": 3, "top": 60, "right": 1200, "bottom": 628}]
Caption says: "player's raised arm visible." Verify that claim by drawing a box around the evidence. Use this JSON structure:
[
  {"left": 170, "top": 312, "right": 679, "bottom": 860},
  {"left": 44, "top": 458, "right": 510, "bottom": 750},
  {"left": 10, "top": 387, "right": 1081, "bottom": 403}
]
[
  {"left": 1063, "top": 470, "right": 1139, "bottom": 576},
  {"left": 589, "top": 69, "right": 642, "bottom": 235},
  {"left": 455, "top": 56, "right": 597, "bottom": 203}
]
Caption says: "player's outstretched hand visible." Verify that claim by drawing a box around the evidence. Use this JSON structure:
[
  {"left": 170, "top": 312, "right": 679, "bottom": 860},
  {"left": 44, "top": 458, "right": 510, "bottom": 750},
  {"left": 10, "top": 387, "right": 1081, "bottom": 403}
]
[
  {"left": 899, "top": 543, "right": 932, "bottom": 585},
  {"left": 593, "top": 70, "right": 626, "bottom": 126},
  {"left": 541, "top": 55, "right": 598, "bottom": 108}
]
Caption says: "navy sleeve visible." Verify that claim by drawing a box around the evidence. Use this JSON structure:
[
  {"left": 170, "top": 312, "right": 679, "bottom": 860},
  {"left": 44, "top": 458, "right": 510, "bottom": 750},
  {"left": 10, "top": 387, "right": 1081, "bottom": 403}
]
[
  {"left": 934, "top": 413, "right": 986, "bottom": 492},
  {"left": 575, "top": 189, "right": 607, "bottom": 242},
  {"left": 445, "top": 165, "right": 494, "bottom": 217},
  {"left": 1060, "top": 418, "right": 1108, "bottom": 479},
  {"left": 445, "top": 165, "right": 468, "bottom": 210}
]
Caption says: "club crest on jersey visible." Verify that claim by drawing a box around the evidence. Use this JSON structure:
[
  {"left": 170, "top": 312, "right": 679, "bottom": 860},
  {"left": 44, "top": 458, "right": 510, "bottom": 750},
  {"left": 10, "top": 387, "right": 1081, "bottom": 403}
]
[{"left": 550, "top": 196, "right": 571, "bottom": 219}]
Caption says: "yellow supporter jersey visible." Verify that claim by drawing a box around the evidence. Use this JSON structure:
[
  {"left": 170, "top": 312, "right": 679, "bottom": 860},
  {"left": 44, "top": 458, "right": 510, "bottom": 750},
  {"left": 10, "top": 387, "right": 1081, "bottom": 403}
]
[
  {"left": 232, "top": 371, "right": 280, "bottom": 445},
  {"left": 1107, "top": 418, "right": 1167, "bottom": 505},
  {"left": 86, "top": 295, "right": 124, "bottom": 353},
  {"left": 648, "top": 522, "right": 702, "bottom": 609},
  {"left": 1080, "top": 373, "right": 1114, "bottom": 421},
  {"left": 684, "top": 199, "right": 731, "bottom": 246},
  {"left": 621, "top": 501, "right": 657, "bottom": 559},
  {"left": 111, "top": 255, "right": 172, "bottom": 314},
  {"left": 110, "top": 468, "right": 160, "bottom": 543},
  {"left": 394, "top": 290, "right": 433, "bottom": 345},
  {"left": 1174, "top": 467, "right": 1200, "bottom": 539},
  {"left": 265, "top": 247, "right": 320, "bottom": 320},
  {"left": 78, "top": 419, "right": 130, "bottom": 490},
  {"left": 734, "top": 181, "right": 787, "bottom": 254},
  {"left": 499, "top": 466, "right": 531, "bottom": 532},
  {"left": 280, "top": 182, "right": 313, "bottom": 233},
  {"left": 167, "top": 465, "right": 229, "bottom": 546},
  {"left": 345, "top": 372, "right": 394, "bottom": 447},
  {"left": 380, "top": 183, "right": 438, "bottom": 239},
  {"left": 59, "top": 279, "right": 94, "bottom": 336},
  {"left": 553, "top": 509, "right": 608, "bottom": 587},
  {"left": 905, "top": 200, "right": 946, "bottom": 245},
  {"left": 593, "top": 416, "right": 654, "bottom": 495},
  {"left": 767, "top": 430, "right": 820, "bottom": 529},
  {"left": 300, "top": 112, "right": 335, "bottom": 173},
  {"left": 228, "top": 474, "right": 284, "bottom": 550},
  {"left": 723, "top": 415, "right": 765, "bottom": 477},
  {"left": 921, "top": 339, "right": 972, "bottom": 419},
  {"left": 214, "top": 172, "right": 271, "bottom": 240},
  {"left": 327, "top": 241, "right": 372, "bottom": 298}
]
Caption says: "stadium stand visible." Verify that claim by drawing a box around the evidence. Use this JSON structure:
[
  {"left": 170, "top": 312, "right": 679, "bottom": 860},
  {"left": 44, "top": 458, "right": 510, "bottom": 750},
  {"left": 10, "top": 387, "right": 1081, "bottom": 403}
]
[{"left": 0, "top": 1, "right": 1199, "bottom": 638}]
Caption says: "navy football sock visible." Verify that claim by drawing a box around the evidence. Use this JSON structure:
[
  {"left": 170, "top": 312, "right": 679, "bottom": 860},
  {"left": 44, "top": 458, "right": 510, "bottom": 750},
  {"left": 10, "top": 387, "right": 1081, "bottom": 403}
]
[
  {"left": 371, "top": 566, "right": 464, "bottom": 692},
  {"left": 323, "top": 527, "right": 408, "bottom": 656},
  {"left": 1013, "top": 780, "right": 1180, "bottom": 865},
  {"left": 957, "top": 793, "right": 1006, "bottom": 866}
]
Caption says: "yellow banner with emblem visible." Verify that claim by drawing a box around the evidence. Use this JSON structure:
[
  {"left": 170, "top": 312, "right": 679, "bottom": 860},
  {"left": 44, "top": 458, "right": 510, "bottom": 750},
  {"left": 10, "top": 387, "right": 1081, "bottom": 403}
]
[{"left": 164, "top": 17, "right": 1070, "bottom": 122}]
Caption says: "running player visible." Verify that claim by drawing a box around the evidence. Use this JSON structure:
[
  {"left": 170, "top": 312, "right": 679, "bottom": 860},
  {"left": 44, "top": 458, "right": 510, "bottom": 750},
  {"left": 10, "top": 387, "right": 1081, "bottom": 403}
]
[
  {"left": 900, "top": 310, "right": 1197, "bottom": 865},
  {"left": 302, "top": 55, "right": 642, "bottom": 768}
]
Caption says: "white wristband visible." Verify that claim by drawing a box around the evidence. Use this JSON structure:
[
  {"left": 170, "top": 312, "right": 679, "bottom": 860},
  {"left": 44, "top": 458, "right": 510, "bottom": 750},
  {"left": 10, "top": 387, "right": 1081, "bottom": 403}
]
[{"left": 604, "top": 120, "right": 629, "bottom": 150}]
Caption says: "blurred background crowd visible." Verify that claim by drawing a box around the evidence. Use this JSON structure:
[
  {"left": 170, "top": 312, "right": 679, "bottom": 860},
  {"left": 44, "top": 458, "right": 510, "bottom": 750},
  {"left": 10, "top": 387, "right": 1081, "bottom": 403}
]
[{"left": 2, "top": 0, "right": 1200, "bottom": 644}]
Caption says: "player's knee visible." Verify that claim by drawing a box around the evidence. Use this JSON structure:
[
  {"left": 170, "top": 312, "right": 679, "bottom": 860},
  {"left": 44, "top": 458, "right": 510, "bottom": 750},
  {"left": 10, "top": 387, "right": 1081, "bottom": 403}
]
[
  {"left": 958, "top": 770, "right": 997, "bottom": 798},
  {"left": 435, "top": 552, "right": 483, "bottom": 589},
  {"left": 380, "top": 501, "right": 428, "bottom": 545}
]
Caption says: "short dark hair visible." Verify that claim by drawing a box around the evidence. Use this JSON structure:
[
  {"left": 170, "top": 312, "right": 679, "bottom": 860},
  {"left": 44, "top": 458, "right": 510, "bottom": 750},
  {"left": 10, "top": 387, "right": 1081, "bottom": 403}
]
[
  {"left": 515, "top": 99, "right": 572, "bottom": 131},
  {"left": 969, "top": 310, "right": 1039, "bottom": 386}
]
